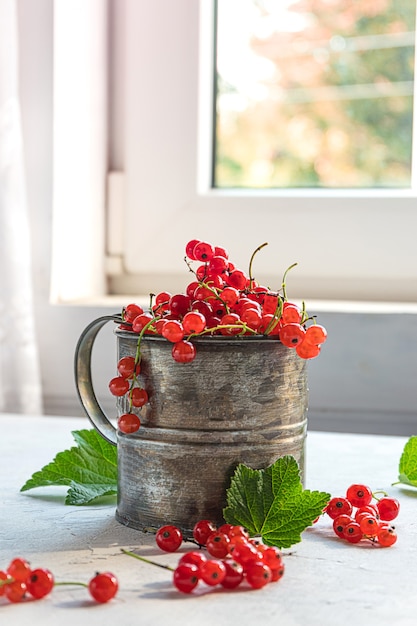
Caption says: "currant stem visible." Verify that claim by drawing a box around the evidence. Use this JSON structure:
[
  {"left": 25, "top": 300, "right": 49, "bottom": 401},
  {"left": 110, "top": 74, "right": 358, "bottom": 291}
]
[
  {"left": 281, "top": 262, "right": 298, "bottom": 301},
  {"left": 121, "top": 548, "right": 175, "bottom": 572},
  {"left": 54, "top": 581, "right": 88, "bottom": 588},
  {"left": 248, "top": 242, "right": 268, "bottom": 289}
]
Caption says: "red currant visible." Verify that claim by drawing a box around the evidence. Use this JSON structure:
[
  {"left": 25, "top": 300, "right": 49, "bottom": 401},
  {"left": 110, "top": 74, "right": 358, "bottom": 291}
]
[
  {"left": 193, "top": 241, "right": 215, "bottom": 262},
  {"left": 359, "top": 515, "right": 380, "bottom": 537},
  {"left": 171, "top": 340, "right": 197, "bottom": 363},
  {"left": 7, "top": 557, "right": 31, "bottom": 582},
  {"left": 185, "top": 239, "right": 200, "bottom": 260},
  {"left": 130, "top": 387, "right": 149, "bottom": 407},
  {"left": 346, "top": 484, "right": 373, "bottom": 508},
  {"left": 296, "top": 341, "right": 321, "bottom": 359},
  {"left": 326, "top": 497, "right": 353, "bottom": 519},
  {"left": 155, "top": 525, "right": 183, "bottom": 552},
  {"left": 88, "top": 572, "right": 118, "bottom": 603},
  {"left": 0, "top": 570, "right": 10, "bottom": 596},
  {"left": 131, "top": 313, "right": 154, "bottom": 333},
  {"left": 182, "top": 311, "right": 206, "bottom": 334},
  {"left": 4, "top": 579, "right": 27, "bottom": 603},
  {"left": 377, "top": 524, "right": 397, "bottom": 547},
  {"left": 26, "top": 568, "right": 55, "bottom": 599},
  {"left": 205, "top": 532, "right": 231, "bottom": 559},
  {"left": 117, "top": 413, "right": 141, "bottom": 434},
  {"left": 245, "top": 561, "right": 272, "bottom": 589},
  {"left": 220, "top": 560, "right": 244, "bottom": 589},
  {"left": 343, "top": 521, "right": 364, "bottom": 544},
  {"left": 108, "top": 376, "right": 130, "bottom": 397},
  {"left": 199, "top": 559, "right": 226, "bottom": 586},
  {"left": 173, "top": 564, "right": 199, "bottom": 593},
  {"left": 178, "top": 551, "right": 207, "bottom": 568},
  {"left": 162, "top": 320, "right": 185, "bottom": 343},
  {"left": 117, "top": 356, "right": 140, "bottom": 378},
  {"left": 304, "top": 324, "right": 327, "bottom": 345},
  {"left": 192, "top": 519, "right": 217, "bottom": 546},
  {"left": 123, "top": 303, "right": 144, "bottom": 323},
  {"left": 279, "top": 323, "right": 306, "bottom": 348},
  {"left": 376, "top": 497, "right": 400, "bottom": 521},
  {"left": 332, "top": 514, "right": 353, "bottom": 539}
]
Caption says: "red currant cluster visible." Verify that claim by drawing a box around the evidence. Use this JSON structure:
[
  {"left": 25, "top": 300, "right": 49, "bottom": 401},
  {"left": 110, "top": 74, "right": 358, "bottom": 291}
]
[
  {"left": 324, "top": 483, "right": 400, "bottom": 547},
  {"left": 153, "top": 520, "right": 284, "bottom": 593},
  {"left": 109, "top": 239, "right": 327, "bottom": 434},
  {"left": 0, "top": 557, "right": 118, "bottom": 604}
]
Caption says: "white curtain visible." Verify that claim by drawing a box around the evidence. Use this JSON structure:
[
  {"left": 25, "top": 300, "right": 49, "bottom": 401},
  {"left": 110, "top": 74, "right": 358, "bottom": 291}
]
[{"left": 0, "top": 0, "right": 43, "bottom": 413}]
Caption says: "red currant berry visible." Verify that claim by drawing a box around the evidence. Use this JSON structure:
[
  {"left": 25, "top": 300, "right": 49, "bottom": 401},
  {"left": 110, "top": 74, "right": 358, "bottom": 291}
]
[
  {"left": 192, "top": 519, "right": 217, "bottom": 546},
  {"left": 220, "top": 560, "right": 244, "bottom": 589},
  {"left": 332, "top": 514, "right": 353, "bottom": 539},
  {"left": 4, "top": 579, "right": 27, "bottom": 603},
  {"left": 281, "top": 302, "right": 301, "bottom": 324},
  {"left": 245, "top": 561, "right": 272, "bottom": 589},
  {"left": 205, "top": 532, "right": 231, "bottom": 559},
  {"left": 359, "top": 515, "right": 380, "bottom": 537},
  {"left": 117, "top": 413, "right": 141, "bottom": 434},
  {"left": 270, "top": 562, "right": 285, "bottom": 582},
  {"left": 173, "top": 563, "right": 199, "bottom": 593},
  {"left": 208, "top": 255, "right": 229, "bottom": 275},
  {"left": 154, "top": 291, "right": 172, "bottom": 311},
  {"left": 185, "top": 239, "right": 200, "bottom": 260},
  {"left": 230, "top": 541, "right": 260, "bottom": 567},
  {"left": 225, "top": 269, "right": 248, "bottom": 290},
  {"left": 346, "top": 484, "right": 373, "bottom": 508},
  {"left": 117, "top": 356, "right": 140, "bottom": 378},
  {"left": 169, "top": 294, "right": 192, "bottom": 316},
  {"left": 241, "top": 307, "right": 262, "bottom": 331},
  {"left": 376, "top": 497, "right": 400, "bottom": 521},
  {"left": 355, "top": 504, "right": 380, "bottom": 522},
  {"left": 178, "top": 551, "right": 207, "bottom": 568},
  {"left": 262, "top": 293, "right": 279, "bottom": 314},
  {"left": 377, "top": 524, "right": 397, "bottom": 547},
  {"left": 199, "top": 559, "right": 226, "bottom": 586},
  {"left": 130, "top": 387, "right": 149, "bottom": 407},
  {"left": 131, "top": 313, "right": 154, "bottom": 333},
  {"left": 182, "top": 311, "right": 206, "bottom": 334},
  {"left": 7, "top": 557, "right": 31, "bottom": 582},
  {"left": 171, "top": 340, "right": 197, "bottom": 363},
  {"left": 193, "top": 241, "right": 215, "bottom": 262},
  {"left": 279, "top": 323, "right": 306, "bottom": 348},
  {"left": 326, "top": 497, "right": 353, "bottom": 519},
  {"left": 343, "top": 521, "right": 364, "bottom": 544},
  {"left": 214, "top": 245, "right": 229, "bottom": 259},
  {"left": 26, "top": 568, "right": 55, "bottom": 599},
  {"left": 257, "top": 545, "right": 282, "bottom": 570},
  {"left": 88, "top": 572, "right": 119, "bottom": 603},
  {"left": 219, "top": 313, "right": 242, "bottom": 335},
  {"left": 296, "top": 341, "right": 321, "bottom": 359},
  {"left": 304, "top": 324, "right": 327, "bottom": 346},
  {"left": 123, "top": 303, "right": 144, "bottom": 323},
  {"left": 162, "top": 320, "right": 185, "bottom": 343},
  {"left": 155, "top": 525, "right": 183, "bottom": 552}
]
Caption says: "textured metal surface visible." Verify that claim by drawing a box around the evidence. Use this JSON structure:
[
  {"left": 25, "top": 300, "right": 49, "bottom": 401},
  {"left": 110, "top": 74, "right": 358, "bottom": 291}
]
[
  {"left": 115, "top": 332, "right": 308, "bottom": 534},
  {"left": 74, "top": 317, "right": 308, "bottom": 535}
]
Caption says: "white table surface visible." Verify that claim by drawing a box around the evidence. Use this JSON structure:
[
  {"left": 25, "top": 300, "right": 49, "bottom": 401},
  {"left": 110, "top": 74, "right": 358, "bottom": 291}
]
[{"left": 1, "top": 414, "right": 416, "bottom": 626}]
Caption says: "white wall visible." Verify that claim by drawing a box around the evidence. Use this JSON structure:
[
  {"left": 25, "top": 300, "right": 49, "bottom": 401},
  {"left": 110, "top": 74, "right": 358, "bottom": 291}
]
[{"left": 17, "top": 0, "right": 417, "bottom": 436}]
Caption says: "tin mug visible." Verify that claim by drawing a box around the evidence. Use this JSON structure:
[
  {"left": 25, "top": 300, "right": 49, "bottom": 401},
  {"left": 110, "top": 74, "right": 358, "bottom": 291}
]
[{"left": 74, "top": 314, "right": 308, "bottom": 534}]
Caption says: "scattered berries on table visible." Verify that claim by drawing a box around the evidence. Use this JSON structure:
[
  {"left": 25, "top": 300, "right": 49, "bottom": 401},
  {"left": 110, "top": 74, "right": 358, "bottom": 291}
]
[
  {"left": 0, "top": 557, "right": 118, "bottom": 604},
  {"left": 324, "top": 483, "right": 399, "bottom": 547}
]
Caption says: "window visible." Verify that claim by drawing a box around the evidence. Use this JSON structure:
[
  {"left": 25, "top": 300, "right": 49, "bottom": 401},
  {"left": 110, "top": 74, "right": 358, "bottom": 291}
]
[
  {"left": 52, "top": 0, "right": 417, "bottom": 304},
  {"left": 214, "top": 0, "right": 416, "bottom": 189}
]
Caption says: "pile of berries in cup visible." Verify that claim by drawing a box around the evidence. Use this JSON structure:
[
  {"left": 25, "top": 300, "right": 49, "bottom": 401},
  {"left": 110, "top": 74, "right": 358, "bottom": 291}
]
[
  {"left": 152, "top": 520, "right": 285, "bottom": 593},
  {"left": 109, "top": 239, "right": 328, "bottom": 434},
  {"left": 324, "top": 483, "right": 400, "bottom": 547},
  {"left": 0, "top": 557, "right": 118, "bottom": 604}
]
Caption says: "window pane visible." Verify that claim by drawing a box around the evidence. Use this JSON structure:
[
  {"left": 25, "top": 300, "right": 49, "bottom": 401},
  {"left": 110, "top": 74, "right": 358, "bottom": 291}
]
[{"left": 214, "top": 0, "right": 416, "bottom": 188}]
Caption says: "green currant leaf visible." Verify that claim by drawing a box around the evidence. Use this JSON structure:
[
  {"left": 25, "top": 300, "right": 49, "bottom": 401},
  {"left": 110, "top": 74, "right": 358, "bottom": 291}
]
[
  {"left": 398, "top": 436, "right": 417, "bottom": 487},
  {"left": 223, "top": 455, "right": 330, "bottom": 549},
  {"left": 20, "top": 429, "right": 117, "bottom": 505}
]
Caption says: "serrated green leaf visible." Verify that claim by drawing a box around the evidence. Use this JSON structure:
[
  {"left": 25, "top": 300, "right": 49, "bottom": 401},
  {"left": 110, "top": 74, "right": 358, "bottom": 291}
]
[
  {"left": 223, "top": 455, "right": 330, "bottom": 549},
  {"left": 20, "top": 429, "right": 118, "bottom": 505},
  {"left": 398, "top": 436, "right": 417, "bottom": 487}
]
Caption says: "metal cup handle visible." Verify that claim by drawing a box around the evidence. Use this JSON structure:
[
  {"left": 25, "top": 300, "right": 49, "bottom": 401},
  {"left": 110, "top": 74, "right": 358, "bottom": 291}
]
[{"left": 74, "top": 314, "right": 122, "bottom": 446}]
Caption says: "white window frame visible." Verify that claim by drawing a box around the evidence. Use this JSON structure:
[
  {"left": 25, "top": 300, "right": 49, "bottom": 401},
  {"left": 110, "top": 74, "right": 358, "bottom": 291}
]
[{"left": 52, "top": 0, "right": 417, "bottom": 304}]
